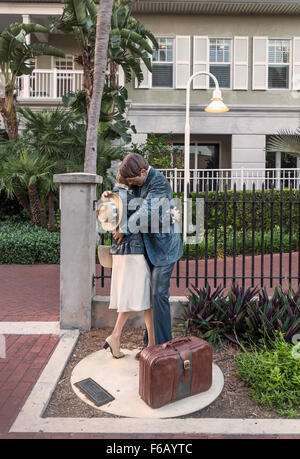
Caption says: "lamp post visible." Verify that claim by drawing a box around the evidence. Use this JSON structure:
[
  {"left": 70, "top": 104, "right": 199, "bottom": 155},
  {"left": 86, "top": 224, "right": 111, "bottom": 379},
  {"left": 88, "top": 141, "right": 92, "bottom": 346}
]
[{"left": 183, "top": 71, "right": 229, "bottom": 244}]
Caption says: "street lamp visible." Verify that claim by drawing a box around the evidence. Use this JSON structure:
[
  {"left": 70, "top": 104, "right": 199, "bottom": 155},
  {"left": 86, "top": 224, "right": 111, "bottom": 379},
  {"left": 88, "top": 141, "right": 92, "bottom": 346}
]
[{"left": 183, "top": 71, "right": 229, "bottom": 244}]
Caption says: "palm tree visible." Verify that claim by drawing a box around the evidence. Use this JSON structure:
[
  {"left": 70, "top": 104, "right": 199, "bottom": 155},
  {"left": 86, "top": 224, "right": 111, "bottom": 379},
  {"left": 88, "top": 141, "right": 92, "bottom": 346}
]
[
  {"left": 17, "top": 105, "right": 85, "bottom": 166},
  {"left": 108, "top": 0, "right": 157, "bottom": 88},
  {"left": 51, "top": 0, "right": 156, "bottom": 115},
  {"left": 0, "top": 22, "right": 65, "bottom": 139},
  {"left": 0, "top": 143, "right": 58, "bottom": 227},
  {"left": 84, "top": 0, "right": 114, "bottom": 173},
  {"left": 267, "top": 125, "right": 300, "bottom": 157}
]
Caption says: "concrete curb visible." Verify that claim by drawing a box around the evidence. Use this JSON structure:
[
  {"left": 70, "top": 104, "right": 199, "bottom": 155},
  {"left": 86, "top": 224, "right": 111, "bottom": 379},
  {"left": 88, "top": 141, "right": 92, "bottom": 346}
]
[{"left": 7, "top": 323, "right": 300, "bottom": 436}]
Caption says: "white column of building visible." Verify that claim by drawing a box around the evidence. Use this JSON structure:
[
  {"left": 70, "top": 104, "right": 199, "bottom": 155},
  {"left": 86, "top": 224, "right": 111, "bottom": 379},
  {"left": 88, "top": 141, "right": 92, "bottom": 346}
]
[
  {"left": 231, "top": 134, "right": 266, "bottom": 190},
  {"left": 22, "top": 14, "right": 31, "bottom": 98},
  {"left": 275, "top": 151, "right": 281, "bottom": 189}
]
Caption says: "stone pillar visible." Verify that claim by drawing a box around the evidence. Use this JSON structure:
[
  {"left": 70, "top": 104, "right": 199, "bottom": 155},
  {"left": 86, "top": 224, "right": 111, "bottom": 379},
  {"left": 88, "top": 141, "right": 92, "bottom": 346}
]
[
  {"left": 53, "top": 173, "right": 102, "bottom": 330},
  {"left": 231, "top": 134, "right": 266, "bottom": 190}
]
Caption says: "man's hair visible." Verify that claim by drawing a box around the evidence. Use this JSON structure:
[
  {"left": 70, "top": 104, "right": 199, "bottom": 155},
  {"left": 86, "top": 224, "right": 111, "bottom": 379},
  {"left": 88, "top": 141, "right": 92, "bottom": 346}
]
[
  {"left": 116, "top": 170, "right": 128, "bottom": 185},
  {"left": 118, "top": 153, "right": 149, "bottom": 179}
]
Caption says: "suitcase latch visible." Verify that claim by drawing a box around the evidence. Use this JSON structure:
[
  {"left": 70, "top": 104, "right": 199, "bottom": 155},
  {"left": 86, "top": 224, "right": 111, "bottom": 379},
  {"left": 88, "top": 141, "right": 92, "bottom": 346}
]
[{"left": 184, "top": 360, "right": 190, "bottom": 371}]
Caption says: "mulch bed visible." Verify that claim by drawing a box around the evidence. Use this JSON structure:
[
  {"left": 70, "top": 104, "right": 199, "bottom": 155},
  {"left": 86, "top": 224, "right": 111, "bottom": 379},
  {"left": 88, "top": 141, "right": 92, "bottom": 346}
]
[{"left": 43, "top": 327, "right": 280, "bottom": 420}]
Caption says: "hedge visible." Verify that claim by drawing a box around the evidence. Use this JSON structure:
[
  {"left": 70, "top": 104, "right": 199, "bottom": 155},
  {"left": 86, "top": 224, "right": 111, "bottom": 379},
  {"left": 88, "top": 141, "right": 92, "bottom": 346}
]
[
  {"left": 0, "top": 219, "right": 60, "bottom": 264},
  {"left": 174, "top": 188, "right": 300, "bottom": 232}
]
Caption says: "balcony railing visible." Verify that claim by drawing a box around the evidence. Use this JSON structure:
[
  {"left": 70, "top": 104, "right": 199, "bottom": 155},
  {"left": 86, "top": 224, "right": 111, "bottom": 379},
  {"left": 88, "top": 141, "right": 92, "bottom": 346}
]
[
  {"left": 157, "top": 168, "right": 300, "bottom": 192},
  {"left": 16, "top": 69, "right": 84, "bottom": 99}
]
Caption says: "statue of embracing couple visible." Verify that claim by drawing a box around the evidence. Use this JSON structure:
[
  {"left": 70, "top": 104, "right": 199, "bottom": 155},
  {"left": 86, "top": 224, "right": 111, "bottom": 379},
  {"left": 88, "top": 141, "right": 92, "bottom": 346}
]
[{"left": 98, "top": 152, "right": 183, "bottom": 360}]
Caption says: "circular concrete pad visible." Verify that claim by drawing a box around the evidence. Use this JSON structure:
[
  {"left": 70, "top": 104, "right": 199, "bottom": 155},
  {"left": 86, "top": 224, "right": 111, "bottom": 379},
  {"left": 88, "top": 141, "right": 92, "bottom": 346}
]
[{"left": 71, "top": 348, "right": 224, "bottom": 419}]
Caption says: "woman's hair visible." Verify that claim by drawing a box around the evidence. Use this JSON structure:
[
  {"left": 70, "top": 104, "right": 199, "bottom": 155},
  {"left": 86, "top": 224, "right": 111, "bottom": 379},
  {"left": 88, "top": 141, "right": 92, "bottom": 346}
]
[{"left": 118, "top": 153, "right": 149, "bottom": 179}]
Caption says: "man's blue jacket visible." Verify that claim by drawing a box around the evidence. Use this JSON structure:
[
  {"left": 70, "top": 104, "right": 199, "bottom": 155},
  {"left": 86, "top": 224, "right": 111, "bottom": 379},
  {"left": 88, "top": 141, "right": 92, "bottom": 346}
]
[{"left": 119, "top": 167, "right": 183, "bottom": 267}]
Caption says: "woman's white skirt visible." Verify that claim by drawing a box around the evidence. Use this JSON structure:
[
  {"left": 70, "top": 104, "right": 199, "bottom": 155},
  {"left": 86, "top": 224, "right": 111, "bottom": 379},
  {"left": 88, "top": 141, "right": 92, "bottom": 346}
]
[{"left": 109, "top": 254, "right": 151, "bottom": 312}]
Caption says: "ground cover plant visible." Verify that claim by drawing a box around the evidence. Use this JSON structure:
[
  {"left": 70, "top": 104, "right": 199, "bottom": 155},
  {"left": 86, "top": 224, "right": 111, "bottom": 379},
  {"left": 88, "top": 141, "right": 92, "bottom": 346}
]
[
  {"left": 235, "top": 334, "right": 300, "bottom": 418},
  {"left": 177, "top": 283, "right": 300, "bottom": 346}
]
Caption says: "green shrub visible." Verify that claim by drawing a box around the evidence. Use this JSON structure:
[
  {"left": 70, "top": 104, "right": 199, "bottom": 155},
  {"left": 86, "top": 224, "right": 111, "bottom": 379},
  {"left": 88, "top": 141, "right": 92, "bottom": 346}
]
[
  {"left": 236, "top": 334, "right": 300, "bottom": 418},
  {"left": 0, "top": 219, "right": 60, "bottom": 264},
  {"left": 175, "top": 188, "right": 300, "bottom": 232},
  {"left": 182, "top": 224, "right": 299, "bottom": 259}
]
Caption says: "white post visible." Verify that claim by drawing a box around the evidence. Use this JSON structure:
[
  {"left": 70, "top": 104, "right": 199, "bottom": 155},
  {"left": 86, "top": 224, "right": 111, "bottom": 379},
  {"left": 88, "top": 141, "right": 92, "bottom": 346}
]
[
  {"left": 275, "top": 151, "right": 281, "bottom": 189},
  {"left": 22, "top": 14, "right": 31, "bottom": 98},
  {"left": 297, "top": 157, "right": 300, "bottom": 188},
  {"left": 241, "top": 167, "right": 244, "bottom": 191},
  {"left": 53, "top": 67, "right": 57, "bottom": 98},
  {"left": 184, "top": 70, "right": 222, "bottom": 243}
]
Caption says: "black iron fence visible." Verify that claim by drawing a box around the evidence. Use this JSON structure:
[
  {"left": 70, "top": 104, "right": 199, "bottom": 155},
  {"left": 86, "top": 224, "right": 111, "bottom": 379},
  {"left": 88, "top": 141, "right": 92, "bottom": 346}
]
[{"left": 95, "top": 182, "right": 300, "bottom": 290}]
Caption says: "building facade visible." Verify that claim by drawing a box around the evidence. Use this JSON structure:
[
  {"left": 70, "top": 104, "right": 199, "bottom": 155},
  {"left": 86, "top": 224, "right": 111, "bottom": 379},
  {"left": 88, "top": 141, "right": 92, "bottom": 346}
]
[{"left": 2, "top": 1, "right": 300, "bottom": 189}]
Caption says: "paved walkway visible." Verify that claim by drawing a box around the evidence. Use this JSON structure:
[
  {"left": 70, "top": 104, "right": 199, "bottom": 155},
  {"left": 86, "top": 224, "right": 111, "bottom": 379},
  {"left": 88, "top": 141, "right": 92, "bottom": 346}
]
[{"left": 0, "top": 263, "right": 300, "bottom": 439}]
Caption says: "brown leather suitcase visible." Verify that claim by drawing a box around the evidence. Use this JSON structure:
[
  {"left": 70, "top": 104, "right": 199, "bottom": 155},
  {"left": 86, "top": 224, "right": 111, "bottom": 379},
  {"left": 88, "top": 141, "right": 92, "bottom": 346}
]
[{"left": 139, "top": 336, "right": 213, "bottom": 409}]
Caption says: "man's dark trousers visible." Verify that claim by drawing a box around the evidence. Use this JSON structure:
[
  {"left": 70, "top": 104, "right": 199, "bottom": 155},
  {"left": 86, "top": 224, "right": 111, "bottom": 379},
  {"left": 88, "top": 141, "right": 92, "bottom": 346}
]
[{"left": 143, "top": 252, "right": 175, "bottom": 346}]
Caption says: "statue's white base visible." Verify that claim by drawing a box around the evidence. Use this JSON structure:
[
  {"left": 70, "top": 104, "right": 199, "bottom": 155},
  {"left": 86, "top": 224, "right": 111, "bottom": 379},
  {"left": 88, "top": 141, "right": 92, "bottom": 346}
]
[{"left": 71, "top": 348, "right": 224, "bottom": 419}]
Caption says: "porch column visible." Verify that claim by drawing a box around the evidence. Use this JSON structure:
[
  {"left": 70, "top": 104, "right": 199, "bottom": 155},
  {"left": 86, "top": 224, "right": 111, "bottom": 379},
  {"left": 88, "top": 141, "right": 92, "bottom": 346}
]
[
  {"left": 53, "top": 173, "right": 102, "bottom": 330},
  {"left": 231, "top": 134, "right": 266, "bottom": 190},
  {"left": 275, "top": 151, "right": 281, "bottom": 189},
  {"left": 22, "top": 14, "right": 31, "bottom": 98}
]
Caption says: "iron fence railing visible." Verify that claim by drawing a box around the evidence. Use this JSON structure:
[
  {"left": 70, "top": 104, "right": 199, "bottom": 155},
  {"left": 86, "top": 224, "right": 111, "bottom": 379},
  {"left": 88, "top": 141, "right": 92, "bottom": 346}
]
[{"left": 95, "top": 182, "right": 300, "bottom": 290}]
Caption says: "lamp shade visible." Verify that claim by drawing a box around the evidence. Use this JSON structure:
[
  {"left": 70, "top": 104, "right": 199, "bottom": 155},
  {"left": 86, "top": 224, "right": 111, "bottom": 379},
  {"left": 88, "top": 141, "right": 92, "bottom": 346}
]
[
  {"left": 205, "top": 99, "right": 229, "bottom": 113},
  {"left": 204, "top": 88, "right": 229, "bottom": 113}
]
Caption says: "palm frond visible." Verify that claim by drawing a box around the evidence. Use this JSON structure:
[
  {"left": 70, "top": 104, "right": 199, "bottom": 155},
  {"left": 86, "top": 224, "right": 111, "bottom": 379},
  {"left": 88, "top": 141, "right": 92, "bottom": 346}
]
[{"left": 267, "top": 126, "right": 300, "bottom": 155}]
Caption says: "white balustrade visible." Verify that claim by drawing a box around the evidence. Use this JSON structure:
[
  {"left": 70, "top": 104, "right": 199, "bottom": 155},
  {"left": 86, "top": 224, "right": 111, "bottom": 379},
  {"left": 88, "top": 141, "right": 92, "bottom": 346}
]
[
  {"left": 14, "top": 69, "right": 84, "bottom": 99},
  {"left": 157, "top": 168, "right": 300, "bottom": 192}
]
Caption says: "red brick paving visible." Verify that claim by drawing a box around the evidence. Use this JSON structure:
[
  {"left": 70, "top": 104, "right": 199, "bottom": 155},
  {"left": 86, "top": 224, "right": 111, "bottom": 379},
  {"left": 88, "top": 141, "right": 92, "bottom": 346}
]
[
  {"left": 0, "top": 334, "right": 59, "bottom": 438},
  {"left": 0, "top": 264, "right": 60, "bottom": 321},
  {"left": 1, "top": 255, "right": 299, "bottom": 321}
]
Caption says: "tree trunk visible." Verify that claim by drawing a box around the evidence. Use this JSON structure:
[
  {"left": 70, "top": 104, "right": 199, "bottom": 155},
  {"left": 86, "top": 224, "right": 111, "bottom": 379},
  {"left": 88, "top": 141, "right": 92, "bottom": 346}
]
[
  {"left": 0, "top": 91, "right": 19, "bottom": 140},
  {"left": 15, "top": 191, "right": 31, "bottom": 219},
  {"left": 40, "top": 203, "right": 47, "bottom": 228},
  {"left": 81, "top": 49, "right": 94, "bottom": 117},
  {"left": 48, "top": 190, "right": 56, "bottom": 232},
  {"left": 28, "top": 186, "right": 42, "bottom": 226},
  {"left": 84, "top": 0, "right": 114, "bottom": 174}
]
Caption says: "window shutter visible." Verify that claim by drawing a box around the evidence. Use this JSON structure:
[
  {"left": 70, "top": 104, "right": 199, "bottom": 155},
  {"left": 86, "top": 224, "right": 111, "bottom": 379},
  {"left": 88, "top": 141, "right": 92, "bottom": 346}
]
[
  {"left": 293, "top": 37, "right": 300, "bottom": 90},
  {"left": 233, "top": 36, "right": 248, "bottom": 90},
  {"left": 252, "top": 36, "right": 268, "bottom": 90},
  {"left": 193, "top": 36, "right": 209, "bottom": 89},
  {"left": 175, "top": 36, "right": 190, "bottom": 89}
]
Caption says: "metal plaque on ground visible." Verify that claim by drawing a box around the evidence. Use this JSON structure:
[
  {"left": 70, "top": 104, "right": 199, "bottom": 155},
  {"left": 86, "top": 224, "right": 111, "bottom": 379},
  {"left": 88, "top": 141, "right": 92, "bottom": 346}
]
[{"left": 74, "top": 378, "right": 115, "bottom": 407}]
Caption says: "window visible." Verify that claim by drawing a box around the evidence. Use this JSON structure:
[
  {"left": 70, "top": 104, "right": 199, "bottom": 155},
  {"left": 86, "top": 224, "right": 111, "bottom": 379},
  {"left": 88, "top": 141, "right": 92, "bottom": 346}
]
[
  {"left": 152, "top": 38, "right": 174, "bottom": 88},
  {"left": 209, "top": 39, "right": 231, "bottom": 89},
  {"left": 55, "top": 55, "right": 74, "bottom": 70},
  {"left": 268, "top": 39, "right": 290, "bottom": 89},
  {"left": 173, "top": 143, "right": 219, "bottom": 169}
]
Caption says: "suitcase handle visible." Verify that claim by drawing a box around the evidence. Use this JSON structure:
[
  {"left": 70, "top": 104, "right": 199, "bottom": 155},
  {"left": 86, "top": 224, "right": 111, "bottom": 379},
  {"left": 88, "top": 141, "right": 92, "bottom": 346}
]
[{"left": 162, "top": 337, "right": 191, "bottom": 349}]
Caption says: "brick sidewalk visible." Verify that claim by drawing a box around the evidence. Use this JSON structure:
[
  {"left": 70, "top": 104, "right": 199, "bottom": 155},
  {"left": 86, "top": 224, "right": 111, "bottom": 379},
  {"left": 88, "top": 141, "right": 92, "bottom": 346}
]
[
  {"left": 1, "top": 255, "right": 299, "bottom": 321},
  {"left": 0, "top": 334, "right": 59, "bottom": 438}
]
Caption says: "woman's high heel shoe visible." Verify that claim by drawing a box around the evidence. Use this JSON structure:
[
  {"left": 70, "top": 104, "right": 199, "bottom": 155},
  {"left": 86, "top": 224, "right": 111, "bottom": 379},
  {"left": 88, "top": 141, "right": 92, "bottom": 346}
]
[{"left": 103, "top": 335, "right": 125, "bottom": 359}]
